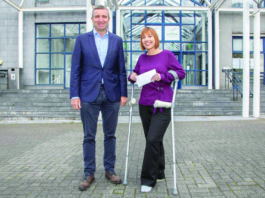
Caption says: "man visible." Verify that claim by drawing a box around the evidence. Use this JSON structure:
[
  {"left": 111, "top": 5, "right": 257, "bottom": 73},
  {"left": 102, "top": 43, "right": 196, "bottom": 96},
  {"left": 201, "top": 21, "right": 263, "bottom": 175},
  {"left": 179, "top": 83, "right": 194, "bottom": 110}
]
[{"left": 70, "top": 5, "right": 128, "bottom": 191}]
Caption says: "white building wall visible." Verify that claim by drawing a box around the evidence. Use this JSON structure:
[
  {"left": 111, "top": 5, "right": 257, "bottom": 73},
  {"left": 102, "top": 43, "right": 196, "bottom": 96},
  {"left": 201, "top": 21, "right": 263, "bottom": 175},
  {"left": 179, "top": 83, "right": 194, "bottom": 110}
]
[
  {"left": 0, "top": 1, "right": 19, "bottom": 70},
  {"left": 218, "top": 12, "right": 265, "bottom": 89}
]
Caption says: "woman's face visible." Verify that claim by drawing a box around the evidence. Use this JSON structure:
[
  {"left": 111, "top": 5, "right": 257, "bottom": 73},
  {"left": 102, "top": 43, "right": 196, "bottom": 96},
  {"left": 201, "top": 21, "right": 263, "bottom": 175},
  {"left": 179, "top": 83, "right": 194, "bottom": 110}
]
[{"left": 141, "top": 33, "right": 155, "bottom": 50}]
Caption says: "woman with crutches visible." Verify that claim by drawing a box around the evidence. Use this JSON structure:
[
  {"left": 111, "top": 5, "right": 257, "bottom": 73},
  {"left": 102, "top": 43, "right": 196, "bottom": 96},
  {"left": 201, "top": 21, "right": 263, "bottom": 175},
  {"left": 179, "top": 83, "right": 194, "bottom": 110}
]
[{"left": 128, "top": 27, "right": 185, "bottom": 193}]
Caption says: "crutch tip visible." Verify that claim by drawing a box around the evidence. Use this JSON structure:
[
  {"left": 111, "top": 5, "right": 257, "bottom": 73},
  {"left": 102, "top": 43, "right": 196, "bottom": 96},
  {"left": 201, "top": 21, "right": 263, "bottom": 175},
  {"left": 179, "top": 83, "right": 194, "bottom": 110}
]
[
  {"left": 123, "top": 181, "right": 127, "bottom": 185},
  {"left": 172, "top": 189, "right": 178, "bottom": 196}
]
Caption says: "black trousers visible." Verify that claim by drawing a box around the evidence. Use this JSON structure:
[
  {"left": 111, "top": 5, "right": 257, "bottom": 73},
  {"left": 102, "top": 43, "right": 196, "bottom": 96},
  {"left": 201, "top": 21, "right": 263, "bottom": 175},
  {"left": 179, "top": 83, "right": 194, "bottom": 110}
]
[{"left": 139, "top": 104, "right": 171, "bottom": 187}]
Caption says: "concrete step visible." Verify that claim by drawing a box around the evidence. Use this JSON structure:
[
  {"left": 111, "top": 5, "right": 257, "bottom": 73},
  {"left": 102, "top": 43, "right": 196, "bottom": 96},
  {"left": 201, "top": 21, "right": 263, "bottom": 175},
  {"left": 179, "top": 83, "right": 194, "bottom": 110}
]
[{"left": 0, "top": 87, "right": 265, "bottom": 121}]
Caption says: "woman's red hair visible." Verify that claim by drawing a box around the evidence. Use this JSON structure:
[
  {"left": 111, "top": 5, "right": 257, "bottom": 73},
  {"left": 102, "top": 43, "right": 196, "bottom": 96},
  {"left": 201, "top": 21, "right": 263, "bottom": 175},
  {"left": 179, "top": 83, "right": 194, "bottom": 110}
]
[{"left": 140, "top": 27, "right": 160, "bottom": 51}]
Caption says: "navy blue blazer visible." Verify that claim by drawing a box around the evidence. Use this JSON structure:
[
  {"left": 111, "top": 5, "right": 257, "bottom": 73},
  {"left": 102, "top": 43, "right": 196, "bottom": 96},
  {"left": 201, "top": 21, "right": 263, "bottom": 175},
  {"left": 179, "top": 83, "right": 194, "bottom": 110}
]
[{"left": 70, "top": 31, "right": 127, "bottom": 102}]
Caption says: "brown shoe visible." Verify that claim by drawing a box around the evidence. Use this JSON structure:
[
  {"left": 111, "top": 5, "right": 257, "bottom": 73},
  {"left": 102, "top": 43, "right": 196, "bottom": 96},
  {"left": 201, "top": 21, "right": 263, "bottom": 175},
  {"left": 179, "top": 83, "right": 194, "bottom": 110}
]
[
  {"left": 79, "top": 175, "right": 95, "bottom": 191},
  {"left": 105, "top": 171, "right": 122, "bottom": 184}
]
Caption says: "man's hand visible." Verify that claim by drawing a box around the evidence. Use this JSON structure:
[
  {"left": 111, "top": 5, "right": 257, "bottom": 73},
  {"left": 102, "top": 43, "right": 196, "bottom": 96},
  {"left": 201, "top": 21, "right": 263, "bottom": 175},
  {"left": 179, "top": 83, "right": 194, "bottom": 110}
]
[
  {"left": 120, "top": 96, "right": 128, "bottom": 106},
  {"left": 71, "top": 98, "right": 81, "bottom": 110}
]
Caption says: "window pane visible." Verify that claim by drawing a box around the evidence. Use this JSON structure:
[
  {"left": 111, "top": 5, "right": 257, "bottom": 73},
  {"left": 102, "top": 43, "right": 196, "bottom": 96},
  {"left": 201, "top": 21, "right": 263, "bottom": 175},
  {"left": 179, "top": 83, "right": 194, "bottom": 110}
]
[
  {"left": 165, "top": 26, "right": 180, "bottom": 41},
  {"left": 51, "top": 24, "right": 64, "bottom": 37},
  {"left": 65, "top": 55, "right": 72, "bottom": 88},
  {"left": 36, "top": 70, "right": 49, "bottom": 84},
  {"left": 182, "top": 25, "right": 195, "bottom": 41},
  {"left": 51, "top": 39, "right": 64, "bottom": 52},
  {"left": 36, "top": 54, "right": 49, "bottom": 68},
  {"left": 196, "top": 71, "right": 207, "bottom": 86},
  {"left": 65, "top": 24, "right": 79, "bottom": 37},
  {"left": 131, "top": 42, "right": 141, "bottom": 51},
  {"left": 147, "top": 11, "right": 162, "bottom": 23},
  {"left": 36, "top": 24, "right": 49, "bottom": 37},
  {"left": 65, "top": 38, "right": 75, "bottom": 52},
  {"left": 132, "top": 11, "right": 145, "bottom": 24},
  {"left": 233, "top": 39, "right": 243, "bottom": 51},
  {"left": 182, "top": 71, "right": 194, "bottom": 85},
  {"left": 51, "top": 70, "right": 64, "bottom": 84},
  {"left": 196, "top": 43, "right": 207, "bottom": 51},
  {"left": 181, "top": 12, "right": 194, "bottom": 24},
  {"left": 131, "top": 24, "right": 144, "bottom": 41},
  {"left": 80, "top": 24, "right": 86, "bottom": 34},
  {"left": 132, "top": 52, "right": 142, "bottom": 69},
  {"left": 164, "top": 42, "right": 181, "bottom": 51},
  {"left": 37, "top": 39, "right": 49, "bottom": 52},
  {"left": 124, "top": 52, "right": 131, "bottom": 70},
  {"left": 182, "top": 43, "right": 195, "bottom": 51},
  {"left": 182, "top": 54, "right": 195, "bottom": 70},
  {"left": 165, "top": 11, "right": 180, "bottom": 23},
  {"left": 51, "top": 54, "right": 64, "bottom": 68}
]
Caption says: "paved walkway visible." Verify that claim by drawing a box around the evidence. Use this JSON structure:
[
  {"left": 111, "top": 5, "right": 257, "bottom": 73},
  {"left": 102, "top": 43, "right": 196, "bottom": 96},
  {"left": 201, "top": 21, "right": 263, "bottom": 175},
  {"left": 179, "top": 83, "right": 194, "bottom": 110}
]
[{"left": 0, "top": 117, "right": 265, "bottom": 198}]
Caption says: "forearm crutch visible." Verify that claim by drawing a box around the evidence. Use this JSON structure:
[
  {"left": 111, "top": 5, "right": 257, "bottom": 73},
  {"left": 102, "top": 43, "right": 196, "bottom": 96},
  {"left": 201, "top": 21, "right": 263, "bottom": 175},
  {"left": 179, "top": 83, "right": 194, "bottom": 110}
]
[
  {"left": 123, "top": 84, "right": 136, "bottom": 185},
  {"left": 153, "top": 80, "right": 179, "bottom": 195},
  {"left": 171, "top": 80, "right": 178, "bottom": 196}
]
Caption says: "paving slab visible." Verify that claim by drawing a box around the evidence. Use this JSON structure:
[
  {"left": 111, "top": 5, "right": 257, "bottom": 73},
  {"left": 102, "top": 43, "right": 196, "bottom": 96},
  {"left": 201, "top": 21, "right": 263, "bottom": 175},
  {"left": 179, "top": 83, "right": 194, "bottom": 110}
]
[{"left": 0, "top": 117, "right": 265, "bottom": 197}]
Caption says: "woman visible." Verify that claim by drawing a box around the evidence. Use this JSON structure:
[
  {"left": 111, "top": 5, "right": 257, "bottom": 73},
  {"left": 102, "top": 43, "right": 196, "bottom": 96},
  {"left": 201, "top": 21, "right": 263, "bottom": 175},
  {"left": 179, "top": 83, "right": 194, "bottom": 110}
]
[{"left": 128, "top": 27, "right": 185, "bottom": 193}]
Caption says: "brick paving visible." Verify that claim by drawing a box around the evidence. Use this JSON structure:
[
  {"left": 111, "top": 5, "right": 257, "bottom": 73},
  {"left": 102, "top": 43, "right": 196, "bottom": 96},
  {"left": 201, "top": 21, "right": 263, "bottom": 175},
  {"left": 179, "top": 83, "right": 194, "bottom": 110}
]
[{"left": 0, "top": 117, "right": 265, "bottom": 198}]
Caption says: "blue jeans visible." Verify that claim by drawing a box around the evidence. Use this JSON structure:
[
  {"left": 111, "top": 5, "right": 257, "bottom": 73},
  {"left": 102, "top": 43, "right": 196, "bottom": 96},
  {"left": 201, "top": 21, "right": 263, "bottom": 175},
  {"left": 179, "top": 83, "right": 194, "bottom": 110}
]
[{"left": 80, "top": 88, "right": 120, "bottom": 177}]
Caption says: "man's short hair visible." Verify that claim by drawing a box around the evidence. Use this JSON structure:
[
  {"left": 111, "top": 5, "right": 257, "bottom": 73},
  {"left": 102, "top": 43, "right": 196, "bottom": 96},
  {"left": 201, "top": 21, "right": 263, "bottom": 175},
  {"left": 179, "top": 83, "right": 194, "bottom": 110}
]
[{"left": 92, "top": 5, "right": 110, "bottom": 18}]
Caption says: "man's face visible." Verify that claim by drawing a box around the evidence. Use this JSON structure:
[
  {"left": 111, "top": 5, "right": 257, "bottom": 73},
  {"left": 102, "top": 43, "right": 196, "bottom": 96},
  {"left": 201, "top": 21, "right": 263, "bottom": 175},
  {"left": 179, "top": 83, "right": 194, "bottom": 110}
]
[{"left": 91, "top": 9, "right": 110, "bottom": 32}]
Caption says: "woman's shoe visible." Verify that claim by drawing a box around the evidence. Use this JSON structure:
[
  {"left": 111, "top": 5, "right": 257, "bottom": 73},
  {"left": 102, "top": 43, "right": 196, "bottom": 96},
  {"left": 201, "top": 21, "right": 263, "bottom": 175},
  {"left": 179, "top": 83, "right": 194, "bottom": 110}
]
[{"left": 141, "top": 185, "right": 152, "bottom": 193}]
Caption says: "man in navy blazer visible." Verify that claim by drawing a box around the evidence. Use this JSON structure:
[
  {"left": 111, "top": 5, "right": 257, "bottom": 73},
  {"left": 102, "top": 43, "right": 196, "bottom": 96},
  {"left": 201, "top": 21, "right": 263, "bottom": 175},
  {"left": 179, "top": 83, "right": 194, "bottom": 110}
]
[{"left": 70, "top": 5, "right": 128, "bottom": 191}]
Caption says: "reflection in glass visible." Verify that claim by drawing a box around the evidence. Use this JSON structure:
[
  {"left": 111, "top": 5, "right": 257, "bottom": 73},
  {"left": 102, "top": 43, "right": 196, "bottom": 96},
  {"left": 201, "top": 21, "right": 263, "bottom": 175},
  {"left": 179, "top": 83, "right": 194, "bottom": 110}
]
[
  {"left": 131, "top": 0, "right": 145, "bottom": 6},
  {"left": 181, "top": 12, "right": 194, "bottom": 24},
  {"left": 37, "top": 39, "right": 49, "bottom": 52},
  {"left": 36, "top": 70, "right": 49, "bottom": 84},
  {"left": 66, "top": 24, "right": 79, "bottom": 37},
  {"left": 51, "top": 70, "right": 64, "bottom": 84},
  {"left": 65, "top": 55, "right": 72, "bottom": 88},
  {"left": 196, "top": 43, "right": 207, "bottom": 51},
  {"left": 51, "top": 54, "right": 64, "bottom": 68},
  {"left": 164, "top": 42, "right": 180, "bottom": 51},
  {"left": 196, "top": 71, "right": 207, "bottom": 86},
  {"left": 65, "top": 38, "right": 75, "bottom": 52},
  {"left": 132, "top": 52, "right": 142, "bottom": 69},
  {"left": 182, "top": 25, "right": 195, "bottom": 41},
  {"left": 131, "top": 24, "right": 144, "bottom": 41},
  {"left": 182, "top": 71, "right": 194, "bottom": 85},
  {"left": 132, "top": 11, "right": 145, "bottom": 24},
  {"left": 182, "top": 54, "right": 195, "bottom": 70},
  {"left": 165, "top": 11, "right": 180, "bottom": 23},
  {"left": 196, "top": 53, "right": 207, "bottom": 86},
  {"left": 37, "top": 25, "right": 49, "bottom": 38},
  {"left": 51, "top": 24, "right": 64, "bottom": 37},
  {"left": 147, "top": 11, "right": 162, "bottom": 23},
  {"left": 165, "top": 26, "right": 180, "bottom": 41},
  {"left": 51, "top": 39, "right": 64, "bottom": 52},
  {"left": 132, "top": 42, "right": 141, "bottom": 51},
  {"left": 80, "top": 24, "right": 86, "bottom": 34},
  {"left": 36, "top": 54, "right": 49, "bottom": 68},
  {"left": 182, "top": 43, "right": 195, "bottom": 51},
  {"left": 182, "top": 0, "right": 194, "bottom": 6},
  {"left": 124, "top": 52, "right": 130, "bottom": 70},
  {"left": 233, "top": 39, "right": 243, "bottom": 51}
]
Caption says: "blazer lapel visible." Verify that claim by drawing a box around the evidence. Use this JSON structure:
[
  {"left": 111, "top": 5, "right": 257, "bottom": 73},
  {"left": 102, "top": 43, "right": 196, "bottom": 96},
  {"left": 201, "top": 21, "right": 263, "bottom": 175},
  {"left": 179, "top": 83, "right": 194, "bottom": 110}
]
[{"left": 87, "top": 31, "right": 102, "bottom": 67}]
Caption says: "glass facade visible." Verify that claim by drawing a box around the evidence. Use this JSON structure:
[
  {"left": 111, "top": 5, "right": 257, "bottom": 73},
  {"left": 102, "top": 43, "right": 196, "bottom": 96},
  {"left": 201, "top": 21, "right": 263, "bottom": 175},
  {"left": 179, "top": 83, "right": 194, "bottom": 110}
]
[
  {"left": 120, "top": 9, "right": 208, "bottom": 86},
  {"left": 35, "top": 23, "right": 86, "bottom": 87}
]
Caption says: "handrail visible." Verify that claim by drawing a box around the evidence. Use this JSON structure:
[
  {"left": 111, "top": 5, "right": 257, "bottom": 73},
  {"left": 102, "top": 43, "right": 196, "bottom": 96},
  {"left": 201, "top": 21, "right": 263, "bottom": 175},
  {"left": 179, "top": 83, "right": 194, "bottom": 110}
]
[{"left": 222, "top": 68, "right": 253, "bottom": 101}]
